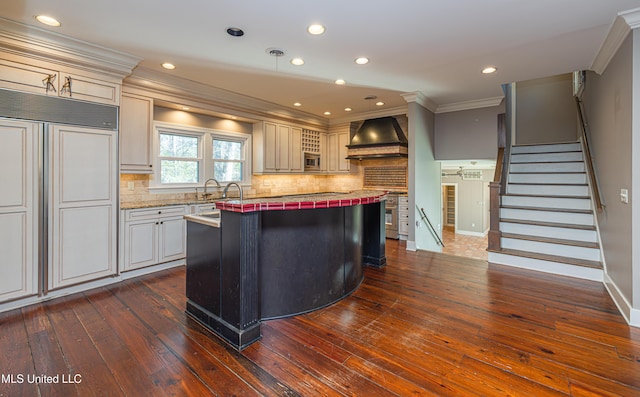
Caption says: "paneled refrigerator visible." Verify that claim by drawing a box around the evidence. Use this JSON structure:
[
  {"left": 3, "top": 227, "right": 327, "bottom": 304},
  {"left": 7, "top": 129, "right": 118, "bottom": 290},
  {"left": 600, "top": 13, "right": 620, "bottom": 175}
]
[{"left": 0, "top": 89, "right": 118, "bottom": 304}]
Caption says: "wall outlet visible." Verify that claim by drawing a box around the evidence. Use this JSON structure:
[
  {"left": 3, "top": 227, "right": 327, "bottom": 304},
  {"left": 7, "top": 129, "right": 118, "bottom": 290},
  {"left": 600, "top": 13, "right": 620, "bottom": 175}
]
[{"left": 127, "top": 181, "right": 135, "bottom": 191}]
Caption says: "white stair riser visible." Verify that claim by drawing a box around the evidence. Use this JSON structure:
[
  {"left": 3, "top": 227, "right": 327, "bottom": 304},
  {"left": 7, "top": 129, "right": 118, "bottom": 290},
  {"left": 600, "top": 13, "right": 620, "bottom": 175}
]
[
  {"left": 508, "top": 173, "right": 587, "bottom": 184},
  {"left": 510, "top": 162, "right": 585, "bottom": 173},
  {"left": 488, "top": 252, "right": 603, "bottom": 282},
  {"left": 501, "top": 238, "right": 601, "bottom": 261},
  {"left": 501, "top": 195, "right": 591, "bottom": 210},
  {"left": 511, "top": 143, "right": 581, "bottom": 154},
  {"left": 500, "top": 222, "right": 597, "bottom": 242},
  {"left": 500, "top": 208, "right": 594, "bottom": 225},
  {"left": 511, "top": 152, "right": 583, "bottom": 163},
  {"left": 507, "top": 184, "right": 589, "bottom": 196}
]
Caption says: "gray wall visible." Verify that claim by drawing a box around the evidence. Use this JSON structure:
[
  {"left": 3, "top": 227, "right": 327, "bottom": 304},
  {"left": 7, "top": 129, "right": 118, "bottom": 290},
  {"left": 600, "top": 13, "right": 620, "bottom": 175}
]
[
  {"left": 584, "top": 34, "right": 635, "bottom": 308},
  {"left": 435, "top": 105, "right": 503, "bottom": 160},
  {"left": 154, "top": 106, "right": 252, "bottom": 134},
  {"left": 408, "top": 101, "right": 441, "bottom": 251},
  {"left": 515, "top": 74, "right": 578, "bottom": 144}
]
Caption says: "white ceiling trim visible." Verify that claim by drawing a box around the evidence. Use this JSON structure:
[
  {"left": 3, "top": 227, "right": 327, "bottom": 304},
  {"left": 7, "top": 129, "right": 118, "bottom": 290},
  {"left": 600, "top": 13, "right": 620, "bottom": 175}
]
[
  {"left": 0, "top": 17, "right": 140, "bottom": 78},
  {"left": 401, "top": 91, "right": 438, "bottom": 113},
  {"left": 591, "top": 7, "right": 640, "bottom": 75},
  {"left": 436, "top": 97, "right": 505, "bottom": 114}
]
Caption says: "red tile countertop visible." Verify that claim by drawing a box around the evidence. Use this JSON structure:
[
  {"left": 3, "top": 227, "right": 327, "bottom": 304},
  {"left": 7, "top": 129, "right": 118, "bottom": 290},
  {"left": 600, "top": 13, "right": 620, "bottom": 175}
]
[{"left": 215, "top": 190, "right": 387, "bottom": 213}]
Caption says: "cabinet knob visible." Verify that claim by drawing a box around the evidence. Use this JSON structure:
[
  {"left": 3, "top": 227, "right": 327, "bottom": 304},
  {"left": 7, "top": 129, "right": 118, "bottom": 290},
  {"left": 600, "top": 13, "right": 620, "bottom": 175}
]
[{"left": 158, "top": 211, "right": 162, "bottom": 214}]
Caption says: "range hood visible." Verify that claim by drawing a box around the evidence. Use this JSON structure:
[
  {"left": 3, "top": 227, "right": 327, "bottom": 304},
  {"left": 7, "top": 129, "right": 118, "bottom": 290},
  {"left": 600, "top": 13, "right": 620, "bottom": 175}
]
[{"left": 346, "top": 116, "right": 408, "bottom": 159}]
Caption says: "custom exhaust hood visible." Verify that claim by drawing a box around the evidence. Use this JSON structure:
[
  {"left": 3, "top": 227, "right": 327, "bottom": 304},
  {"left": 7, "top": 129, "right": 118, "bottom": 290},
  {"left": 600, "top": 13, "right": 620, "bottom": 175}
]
[{"left": 346, "top": 116, "right": 408, "bottom": 159}]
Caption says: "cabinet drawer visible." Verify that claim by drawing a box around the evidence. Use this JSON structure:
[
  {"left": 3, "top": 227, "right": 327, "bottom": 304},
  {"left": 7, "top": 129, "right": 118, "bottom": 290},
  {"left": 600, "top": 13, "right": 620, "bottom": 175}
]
[
  {"left": 191, "top": 203, "right": 217, "bottom": 214},
  {"left": 125, "top": 205, "right": 187, "bottom": 221}
]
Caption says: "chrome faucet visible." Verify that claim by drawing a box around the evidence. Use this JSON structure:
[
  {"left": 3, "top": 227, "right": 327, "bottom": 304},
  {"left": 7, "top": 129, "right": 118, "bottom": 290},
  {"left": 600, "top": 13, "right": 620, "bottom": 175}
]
[
  {"left": 222, "top": 182, "right": 243, "bottom": 201},
  {"left": 202, "top": 178, "right": 221, "bottom": 199}
]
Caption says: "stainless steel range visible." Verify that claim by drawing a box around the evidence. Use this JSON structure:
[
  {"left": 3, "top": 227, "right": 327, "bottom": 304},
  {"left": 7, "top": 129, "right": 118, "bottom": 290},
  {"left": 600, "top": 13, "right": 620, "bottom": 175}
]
[{"left": 385, "top": 194, "right": 398, "bottom": 239}]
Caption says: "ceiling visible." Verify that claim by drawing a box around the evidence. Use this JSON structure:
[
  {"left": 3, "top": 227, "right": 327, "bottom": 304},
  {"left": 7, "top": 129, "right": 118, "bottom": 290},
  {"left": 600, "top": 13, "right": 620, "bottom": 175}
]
[{"left": 2, "top": 1, "right": 639, "bottom": 121}]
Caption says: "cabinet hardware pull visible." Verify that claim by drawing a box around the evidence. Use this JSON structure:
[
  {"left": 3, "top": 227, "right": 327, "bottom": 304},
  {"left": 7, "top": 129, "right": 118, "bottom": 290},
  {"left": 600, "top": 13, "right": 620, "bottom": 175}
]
[
  {"left": 42, "top": 74, "right": 57, "bottom": 93},
  {"left": 61, "top": 76, "right": 72, "bottom": 96}
]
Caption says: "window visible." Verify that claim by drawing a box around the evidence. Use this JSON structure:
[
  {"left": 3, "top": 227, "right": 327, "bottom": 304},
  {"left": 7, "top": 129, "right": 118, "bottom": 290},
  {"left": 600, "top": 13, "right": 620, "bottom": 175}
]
[
  {"left": 212, "top": 137, "right": 244, "bottom": 182},
  {"left": 158, "top": 132, "right": 200, "bottom": 183},
  {"left": 151, "top": 122, "right": 251, "bottom": 191}
]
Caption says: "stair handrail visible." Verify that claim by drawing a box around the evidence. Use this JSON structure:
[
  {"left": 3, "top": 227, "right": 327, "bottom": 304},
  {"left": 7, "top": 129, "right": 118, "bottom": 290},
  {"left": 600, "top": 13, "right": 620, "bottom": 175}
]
[
  {"left": 575, "top": 94, "right": 604, "bottom": 213},
  {"left": 416, "top": 205, "right": 445, "bottom": 247}
]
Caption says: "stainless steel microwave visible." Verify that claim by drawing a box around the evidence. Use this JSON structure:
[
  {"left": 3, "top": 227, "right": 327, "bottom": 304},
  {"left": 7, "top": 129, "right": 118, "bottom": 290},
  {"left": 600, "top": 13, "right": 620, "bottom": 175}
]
[{"left": 304, "top": 153, "right": 321, "bottom": 171}]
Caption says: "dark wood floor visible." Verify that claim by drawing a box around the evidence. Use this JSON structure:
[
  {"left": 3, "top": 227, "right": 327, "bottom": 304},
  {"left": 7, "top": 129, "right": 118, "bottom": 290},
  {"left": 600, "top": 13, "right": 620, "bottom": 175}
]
[{"left": 2, "top": 240, "right": 640, "bottom": 396}]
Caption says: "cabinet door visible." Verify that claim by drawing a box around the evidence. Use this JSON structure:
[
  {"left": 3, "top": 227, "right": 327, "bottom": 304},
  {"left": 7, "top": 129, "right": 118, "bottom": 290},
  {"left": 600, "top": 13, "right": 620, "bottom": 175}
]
[
  {"left": 48, "top": 125, "right": 117, "bottom": 290},
  {"left": 123, "top": 220, "right": 159, "bottom": 271},
  {"left": 120, "top": 93, "right": 153, "bottom": 173},
  {"left": 0, "top": 120, "right": 38, "bottom": 302},
  {"left": 338, "top": 132, "right": 350, "bottom": 172},
  {"left": 159, "top": 217, "right": 186, "bottom": 263},
  {"left": 0, "top": 59, "right": 57, "bottom": 96},
  {"left": 276, "top": 124, "right": 290, "bottom": 171},
  {"left": 263, "top": 122, "right": 278, "bottom": 171},
  {"left": 57, "top": 73, "right": 120, "bottom": 105},
  {"left": 290, "top": 127, "right": 303, "bottom": 172}
]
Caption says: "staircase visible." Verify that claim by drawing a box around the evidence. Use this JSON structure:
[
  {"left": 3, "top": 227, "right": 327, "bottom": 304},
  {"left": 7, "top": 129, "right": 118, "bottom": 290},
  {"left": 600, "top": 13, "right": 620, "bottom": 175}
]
[{"left": 487, "top": 142, "right": 604, "bottom": 281}]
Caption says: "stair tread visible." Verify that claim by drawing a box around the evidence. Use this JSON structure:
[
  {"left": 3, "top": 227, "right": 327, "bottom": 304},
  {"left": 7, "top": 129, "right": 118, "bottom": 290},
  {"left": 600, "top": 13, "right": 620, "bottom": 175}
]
[
  {"left": 501, "top": 205, "right": 593, "bottom": 214},
  {"left": 501, "top": 233, "right": 599, "bottom": 249},
  {"left": 508, "top": 182, "right": 588, "bottom": 186},
  {"left": 510, "top": 161, "right": 584, "bottom": 164},
  {"left": 509, "top": 171, "right": 586, "bottom": 174},
  {"left": 489, "top": 248, "right": 602, "bottom": 269},
  {"left": 500, "top": 218, "right": 596, "bottom": 230},
  {"left": 512, "top": 142, "right": 579, "bottom": 147},
  {"left": 502, "top": 193, "right": 590, "bottom": 199}
]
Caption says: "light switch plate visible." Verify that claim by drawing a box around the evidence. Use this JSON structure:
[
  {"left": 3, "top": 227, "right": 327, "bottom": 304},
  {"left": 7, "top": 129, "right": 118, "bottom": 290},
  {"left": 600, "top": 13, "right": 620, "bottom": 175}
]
[{"left": 620, "top": 188, "right": 629, "bottom": 204}]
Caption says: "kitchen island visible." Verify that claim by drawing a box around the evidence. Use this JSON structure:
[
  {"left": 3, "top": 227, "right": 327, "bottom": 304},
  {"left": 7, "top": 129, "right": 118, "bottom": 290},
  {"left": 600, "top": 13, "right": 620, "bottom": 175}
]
[{"left": 184, "top": 190, "right": 386, "bottom": 350}]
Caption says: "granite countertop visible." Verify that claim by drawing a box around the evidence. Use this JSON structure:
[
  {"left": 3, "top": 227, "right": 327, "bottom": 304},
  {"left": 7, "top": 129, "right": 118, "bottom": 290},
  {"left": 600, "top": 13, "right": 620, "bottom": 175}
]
[
  {"left": 120, "top": 198, "right": 217, "bottom": 210},
  {"left": 215, "top": 190, "right": 387, "bottom": 213}
]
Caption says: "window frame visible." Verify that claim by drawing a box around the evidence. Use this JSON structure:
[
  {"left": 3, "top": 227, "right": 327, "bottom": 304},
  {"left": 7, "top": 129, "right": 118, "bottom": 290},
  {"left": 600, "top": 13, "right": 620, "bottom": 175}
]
[{"left": 150, "top": 122, "right": 252, "bottom": 192}]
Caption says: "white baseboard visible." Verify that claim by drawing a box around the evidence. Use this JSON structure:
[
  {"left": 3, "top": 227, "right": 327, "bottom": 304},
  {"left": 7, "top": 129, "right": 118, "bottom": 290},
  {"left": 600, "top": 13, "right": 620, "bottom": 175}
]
[
  {"left": 603, "top": 272, "right": 640, "bottom": 328},
  {"left": 456, "top": 230, "right": 487, "bottom": 237},
  {"left": 406, "top": 240, "right": 417, "bottom": 251}
]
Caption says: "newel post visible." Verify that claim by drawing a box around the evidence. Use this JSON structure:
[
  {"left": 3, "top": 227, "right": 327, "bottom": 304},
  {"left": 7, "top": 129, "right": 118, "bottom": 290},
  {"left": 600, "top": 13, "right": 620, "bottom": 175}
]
[{"left": 488, "top": 181, "right": 502, "bottom": 251}]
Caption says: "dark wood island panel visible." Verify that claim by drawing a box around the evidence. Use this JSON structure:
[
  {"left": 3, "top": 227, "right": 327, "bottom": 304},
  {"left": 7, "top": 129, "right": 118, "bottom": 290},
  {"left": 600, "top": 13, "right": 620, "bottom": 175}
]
[{"left": 185, "top": 191, "right": 386, "bottom": 350}]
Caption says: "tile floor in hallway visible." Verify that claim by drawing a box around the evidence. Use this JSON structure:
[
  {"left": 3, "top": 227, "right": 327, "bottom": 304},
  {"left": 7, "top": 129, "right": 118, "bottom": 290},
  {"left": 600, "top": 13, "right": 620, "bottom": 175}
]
[{"left": 441, "top": 226, "right": 488, "bottom": 260}]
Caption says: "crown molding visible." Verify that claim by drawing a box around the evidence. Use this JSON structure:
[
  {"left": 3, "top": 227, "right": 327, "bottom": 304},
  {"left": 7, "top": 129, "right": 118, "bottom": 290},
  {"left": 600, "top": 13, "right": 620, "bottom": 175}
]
[
  {"left": 125, "top": 67, "right": 328, "bottom": 128},
  {"left": 435, "top": 96, "right": 504, "bottom": 114},
  {"left": 0, "top": 17, "right": 140, "bottom": 78},
  {"left": 400, "top": 91, "right": 438, "bottom": 113},
  {"left": 328, "top": 105, "right": 408, "bottom": 126},
  {"left": 591, "top": 7, "right": 640, "bottom": 75}
]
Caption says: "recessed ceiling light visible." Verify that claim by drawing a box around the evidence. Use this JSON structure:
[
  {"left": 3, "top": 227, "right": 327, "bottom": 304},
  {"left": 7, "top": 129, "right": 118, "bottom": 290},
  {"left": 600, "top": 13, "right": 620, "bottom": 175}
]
[
  {"left": 376, "top": 101, "right": 385, "bottom": 106},
  {"left": 307, "top": 24, "right": 325, "bottom": 35},
  {"left": 291, "top": 58, "right": 305, "bottom": 66},
  {"left": 162, "top": 62, "right": 176, "bottom": 70},
  {"left": 355, "top": 57, "right": 369, "bottom": 65},
  {"left": 226, "top": 27, "right": 244, "bottom": 37},
  {"left": 482, "top": 66, "right": 497, "bottom": 74},
  {"left": 35, "top": 15, "right": 61, "bottom": 27},
  {"left": 344, "top": 107, "right": 352, "bottom": 112},
  {"left": 181, "top": 106, "right": 190, "bottom": 111},
  {"left": 324, "top": 111, "right": 331, "bottom": 116},
  {"left": 335, "top": 79, "right": 346, "bottom": 85},
  {"left": 293, "top": 102, "right": 302, "bottom": 107}
]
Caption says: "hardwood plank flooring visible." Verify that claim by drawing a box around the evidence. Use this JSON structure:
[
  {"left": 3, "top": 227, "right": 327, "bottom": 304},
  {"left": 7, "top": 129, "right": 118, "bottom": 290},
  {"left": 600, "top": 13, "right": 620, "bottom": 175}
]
[{"left": 1, "top": 239, "right": 639, "bottom": 396}]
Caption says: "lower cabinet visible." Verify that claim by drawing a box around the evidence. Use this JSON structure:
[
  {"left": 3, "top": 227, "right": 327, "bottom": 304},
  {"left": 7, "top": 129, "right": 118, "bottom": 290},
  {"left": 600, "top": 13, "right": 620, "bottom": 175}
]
[
  {"left": 121, "top": 205, "right": 187, "bottom": 272},
  {"left": 398, "top": 195, "right": 409, "bottom": 239}
]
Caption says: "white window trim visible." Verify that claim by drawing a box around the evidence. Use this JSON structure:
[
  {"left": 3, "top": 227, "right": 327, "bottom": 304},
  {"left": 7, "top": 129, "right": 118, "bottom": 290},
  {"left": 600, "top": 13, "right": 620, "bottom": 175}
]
[{"left": 150, "top": 121, "right": 252, "bottom": 193}]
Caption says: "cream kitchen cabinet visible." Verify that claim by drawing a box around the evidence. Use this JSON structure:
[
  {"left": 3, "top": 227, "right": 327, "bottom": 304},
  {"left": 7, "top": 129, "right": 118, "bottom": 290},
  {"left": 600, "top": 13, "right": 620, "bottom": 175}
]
[
  {"left": 121, "top": 206, "right": 187, "bottom": 272},
  {"left": 48, "top": 124, "right": 119, "bottom": 290},
  {"left": 0, "top": 58, "right": 120, "bottom": 106},
  {"left": 119, "top": 92, "right": 153, "bottom": 173},
  {"left": 253, "top": 121, "right": 303, "bottom": 173},
  {"left": 398, "top": 195, "right": 409, "bottom": 239},
  {"left": 326, "top": 132, "right": 350, "bottom": 173},
  {"left": 0, "top": 120, "right": 38, "bottom": 302}
]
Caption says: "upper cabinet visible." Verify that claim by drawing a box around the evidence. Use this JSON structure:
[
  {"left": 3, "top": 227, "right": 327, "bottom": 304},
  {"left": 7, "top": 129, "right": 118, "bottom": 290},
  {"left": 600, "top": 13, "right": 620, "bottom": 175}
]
[
  {"left": 253, "top": 121, "right": 303, "bottom": 173},
  {"left": 0, "top": 59, "right": 120, "bottom": 106},
  {"left": 120, "top": 92, "right": 154, "bottom": 173},
  {"left": 326, "top": 131, "right": 350, "bottom": 173}
]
